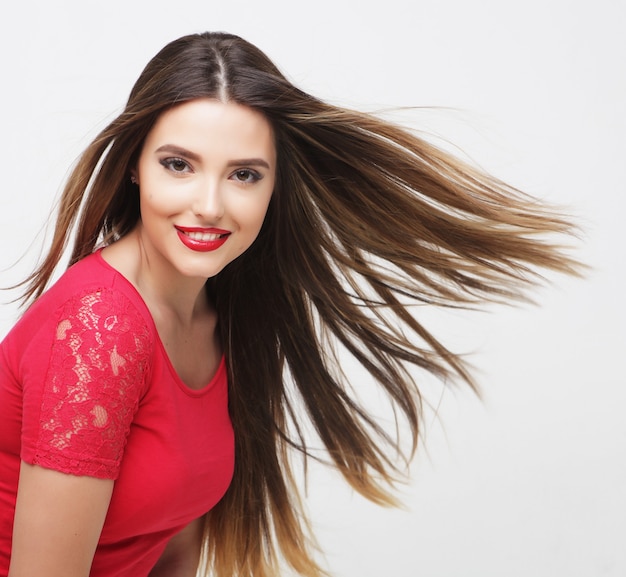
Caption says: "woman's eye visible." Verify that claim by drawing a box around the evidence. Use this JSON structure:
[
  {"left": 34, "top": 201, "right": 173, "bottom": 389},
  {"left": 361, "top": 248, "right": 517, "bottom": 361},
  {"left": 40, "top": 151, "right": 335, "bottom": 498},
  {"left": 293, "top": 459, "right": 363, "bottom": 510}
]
[
  {"left": 160, "top": 157, "right": 191, "bottom": 173},
  {"left": 232, "top": 169, "right": 261, "bottom": 184}
]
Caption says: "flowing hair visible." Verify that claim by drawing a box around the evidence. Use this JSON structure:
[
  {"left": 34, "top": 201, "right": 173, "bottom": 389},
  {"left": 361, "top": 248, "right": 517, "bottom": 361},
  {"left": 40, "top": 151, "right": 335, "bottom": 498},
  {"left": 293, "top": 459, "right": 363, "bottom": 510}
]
[{"left": 20, "top": 32, "right": 580, "bottom": 576}]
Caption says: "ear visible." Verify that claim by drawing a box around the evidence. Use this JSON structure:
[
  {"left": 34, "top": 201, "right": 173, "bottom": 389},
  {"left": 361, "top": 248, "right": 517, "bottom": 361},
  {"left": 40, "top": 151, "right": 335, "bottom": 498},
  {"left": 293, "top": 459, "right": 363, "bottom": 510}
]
[{"left": 130, "top": 169, "right": 139, "bottom": 186}]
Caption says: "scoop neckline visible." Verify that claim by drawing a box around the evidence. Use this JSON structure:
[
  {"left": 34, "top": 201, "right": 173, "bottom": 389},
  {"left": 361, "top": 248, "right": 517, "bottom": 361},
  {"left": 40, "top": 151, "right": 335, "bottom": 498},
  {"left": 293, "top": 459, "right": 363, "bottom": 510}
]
[{"left": 92, "top": 248, "right": 226, "bottom": 397}]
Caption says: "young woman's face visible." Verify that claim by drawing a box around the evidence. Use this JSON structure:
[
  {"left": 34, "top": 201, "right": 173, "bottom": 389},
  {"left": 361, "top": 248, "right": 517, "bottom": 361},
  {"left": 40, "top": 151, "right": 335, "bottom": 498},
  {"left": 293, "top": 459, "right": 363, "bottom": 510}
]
[{"left": 133, "top": 98, "right": 276, "bottom": 281}]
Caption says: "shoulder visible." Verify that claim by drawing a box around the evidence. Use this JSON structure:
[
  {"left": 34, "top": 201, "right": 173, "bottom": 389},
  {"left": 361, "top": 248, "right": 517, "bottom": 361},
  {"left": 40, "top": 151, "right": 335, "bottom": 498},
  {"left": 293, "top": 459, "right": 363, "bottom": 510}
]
[
  {"left": 54, "top": 286, "right": 153, "bottom": 360},
  {"left": 3, "top": 252, "right": 155, "bottom": 374},
  {"left": 28, "top": 251, "right": 153, "bottom": 338},
  {"left": 44, "top": 255, "right": 156, "bottom": 371},
  {"left": 13, "top": 258, "right": 155, "bottom": 479}
]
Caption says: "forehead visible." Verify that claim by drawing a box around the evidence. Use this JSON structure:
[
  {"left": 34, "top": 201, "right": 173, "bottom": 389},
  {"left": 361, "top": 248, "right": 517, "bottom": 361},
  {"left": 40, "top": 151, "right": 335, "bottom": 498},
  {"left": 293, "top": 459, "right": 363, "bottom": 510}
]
[{"left": 144, "top": 98, "right": 275, "bottom": 160}]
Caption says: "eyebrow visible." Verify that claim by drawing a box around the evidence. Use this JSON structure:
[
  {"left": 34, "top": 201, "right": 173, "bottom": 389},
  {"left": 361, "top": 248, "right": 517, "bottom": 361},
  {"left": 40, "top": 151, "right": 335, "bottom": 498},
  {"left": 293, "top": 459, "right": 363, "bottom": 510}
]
[
  {"left": 154, "top": 144, "right": 271, "bottom": 169},
  {"left": 155, "top": 144, "right": 201, "bottom": 162}
]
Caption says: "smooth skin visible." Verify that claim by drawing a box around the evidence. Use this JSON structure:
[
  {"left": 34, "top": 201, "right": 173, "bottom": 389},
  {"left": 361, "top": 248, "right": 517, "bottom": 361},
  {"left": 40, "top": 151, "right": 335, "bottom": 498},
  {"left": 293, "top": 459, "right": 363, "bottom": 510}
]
[
  {"left": 8, "top": 99, "right": 276, "bottom": 575},
  {"left": 9, "top": 463, "right": 113, "bottom": 577},
  {"left": 10, "top": 463, "right": 201, "bottom": 577},
  {"left": 105, "top": 98, "right": 275, "bottom": 389}
]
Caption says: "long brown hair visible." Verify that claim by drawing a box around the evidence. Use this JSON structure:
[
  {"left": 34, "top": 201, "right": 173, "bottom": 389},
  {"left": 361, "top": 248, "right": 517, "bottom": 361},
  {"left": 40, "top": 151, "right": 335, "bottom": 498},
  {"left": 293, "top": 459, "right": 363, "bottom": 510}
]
[{"left": 21, "top": 32, "right": 580, "bottom": 576}]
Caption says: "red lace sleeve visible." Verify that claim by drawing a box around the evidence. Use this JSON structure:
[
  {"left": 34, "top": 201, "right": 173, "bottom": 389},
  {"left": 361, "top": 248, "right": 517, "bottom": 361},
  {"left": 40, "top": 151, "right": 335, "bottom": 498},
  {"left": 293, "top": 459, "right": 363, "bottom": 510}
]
[{"left": 24, "top": 288, "right": 152, "bottom": 479}]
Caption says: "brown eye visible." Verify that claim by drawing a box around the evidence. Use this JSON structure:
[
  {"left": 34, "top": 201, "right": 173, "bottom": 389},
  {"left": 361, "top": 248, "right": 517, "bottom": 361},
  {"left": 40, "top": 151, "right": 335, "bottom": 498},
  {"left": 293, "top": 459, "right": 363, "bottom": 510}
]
[
  {"left": 160, "top": 157, "right": 191, "bottom": 173},
  {"left": 232, "top": 169, "right": 261, "bottom": 183}
]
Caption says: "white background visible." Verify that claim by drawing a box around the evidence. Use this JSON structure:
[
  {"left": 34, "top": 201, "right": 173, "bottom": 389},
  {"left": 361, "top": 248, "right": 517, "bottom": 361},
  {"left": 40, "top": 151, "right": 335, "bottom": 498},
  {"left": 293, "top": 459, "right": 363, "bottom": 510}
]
[{"left": 1, "top": 1, "right": 624, "bottom": 576}]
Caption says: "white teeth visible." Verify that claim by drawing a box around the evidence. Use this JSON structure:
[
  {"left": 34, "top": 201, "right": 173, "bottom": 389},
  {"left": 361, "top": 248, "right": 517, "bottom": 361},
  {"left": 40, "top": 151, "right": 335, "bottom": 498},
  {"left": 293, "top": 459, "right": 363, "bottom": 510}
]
[{"left": 185, "top": 231, "right": 223, "bottom": 241}]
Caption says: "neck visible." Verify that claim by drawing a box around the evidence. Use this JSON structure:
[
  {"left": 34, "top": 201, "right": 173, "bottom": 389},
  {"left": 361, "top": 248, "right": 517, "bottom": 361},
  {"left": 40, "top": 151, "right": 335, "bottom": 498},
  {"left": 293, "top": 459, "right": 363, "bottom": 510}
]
[
  {"left": 137, "top": 270, "right": 209, "bottom": 328},
  {"left": 104, "top": 227, "right": 213, "bottom": 327}
]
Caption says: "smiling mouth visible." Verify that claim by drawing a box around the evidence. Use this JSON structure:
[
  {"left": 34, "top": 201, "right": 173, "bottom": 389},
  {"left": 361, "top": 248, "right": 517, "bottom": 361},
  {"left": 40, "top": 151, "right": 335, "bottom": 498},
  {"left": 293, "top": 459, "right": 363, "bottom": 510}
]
[
  {"left": 175, "top": 226, "right": 231, "bottom": 239},
  {"left": 181, "top": 230, "right": 227, "bottom": 241},
  {"left": 174, "top": 226, "right": 231, "bottom": 252}
]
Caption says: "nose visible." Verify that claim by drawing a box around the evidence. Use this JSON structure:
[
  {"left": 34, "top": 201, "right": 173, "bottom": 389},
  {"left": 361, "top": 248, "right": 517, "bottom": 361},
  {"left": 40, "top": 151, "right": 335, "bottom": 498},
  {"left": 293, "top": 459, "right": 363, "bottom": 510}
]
[{"left": 192, "top": 178, "right": 225, "bottom": 221}]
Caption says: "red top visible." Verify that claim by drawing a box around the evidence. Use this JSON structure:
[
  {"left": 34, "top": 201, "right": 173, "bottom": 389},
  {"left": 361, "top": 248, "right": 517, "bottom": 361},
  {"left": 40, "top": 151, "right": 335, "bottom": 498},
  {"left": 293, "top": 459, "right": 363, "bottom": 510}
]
[{"left": 0, "top": 251, "right": 235, "bottom": 576}]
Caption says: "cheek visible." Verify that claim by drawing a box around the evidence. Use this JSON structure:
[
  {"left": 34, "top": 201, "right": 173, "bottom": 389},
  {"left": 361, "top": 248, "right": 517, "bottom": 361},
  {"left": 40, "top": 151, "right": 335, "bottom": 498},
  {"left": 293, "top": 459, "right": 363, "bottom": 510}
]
[
  {"left": 230, "top": 196, "right": 272, "bottom": 252},
  {"left": 139, "top": 184, "right": 186, "bottom": 217},
  {"left": 232, "top": 189, "right": 273, "bottom": 227},
  {"left": 246, "top": 197, "right": 273, "bottom": 232}
]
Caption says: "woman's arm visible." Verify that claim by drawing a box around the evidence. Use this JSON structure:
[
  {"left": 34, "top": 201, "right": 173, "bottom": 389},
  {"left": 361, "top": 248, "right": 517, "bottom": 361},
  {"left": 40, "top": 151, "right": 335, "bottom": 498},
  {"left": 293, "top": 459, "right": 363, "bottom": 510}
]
[
  {"left": 148, "top": 516, "right": 204, "bottom": 577},
  {"left": 8, "top": 461, "right": 113, "bottom": 577}
]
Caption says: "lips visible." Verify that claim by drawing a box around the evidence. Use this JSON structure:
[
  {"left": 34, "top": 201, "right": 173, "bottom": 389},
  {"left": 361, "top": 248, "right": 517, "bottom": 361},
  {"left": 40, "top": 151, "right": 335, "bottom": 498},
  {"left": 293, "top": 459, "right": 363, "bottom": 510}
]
[{"left": 175, "top": 226, "right": 231, "bottom": 252}]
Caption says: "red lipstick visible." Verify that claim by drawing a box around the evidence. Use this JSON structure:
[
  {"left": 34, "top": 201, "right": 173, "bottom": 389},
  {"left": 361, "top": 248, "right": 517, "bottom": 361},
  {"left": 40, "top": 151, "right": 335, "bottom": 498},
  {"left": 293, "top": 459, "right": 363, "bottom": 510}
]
[{"left": 175, "top": 226, "right": 230, "bottom": 252}]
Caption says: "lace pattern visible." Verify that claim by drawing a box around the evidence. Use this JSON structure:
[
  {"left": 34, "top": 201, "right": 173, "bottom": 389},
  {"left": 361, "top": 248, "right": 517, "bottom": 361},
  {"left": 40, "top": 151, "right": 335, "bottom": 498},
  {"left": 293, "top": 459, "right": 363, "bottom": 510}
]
[{"left": 33, "top": 288, "right": 152, "bottom": 479}]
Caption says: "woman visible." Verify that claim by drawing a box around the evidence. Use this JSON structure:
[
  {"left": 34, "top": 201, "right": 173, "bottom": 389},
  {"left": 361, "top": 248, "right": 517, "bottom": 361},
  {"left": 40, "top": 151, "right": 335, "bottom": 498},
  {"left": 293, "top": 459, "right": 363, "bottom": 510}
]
[{"left": 0, "top": 32, "right": 579, "bottom": 577}]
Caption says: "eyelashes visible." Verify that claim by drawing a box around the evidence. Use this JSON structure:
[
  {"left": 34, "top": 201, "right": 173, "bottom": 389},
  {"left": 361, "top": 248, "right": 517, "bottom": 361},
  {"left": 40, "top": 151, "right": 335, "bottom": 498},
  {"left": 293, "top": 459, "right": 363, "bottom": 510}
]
[
  {"left": 231, "top": 169, "right": 262, "bottom": 184},
  {"left": 159, "top": 157, "right": 191, "bottom": 173},
  {"left": 159, "top": 157, "right": 263, "bottom": 184}
]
